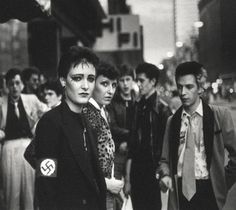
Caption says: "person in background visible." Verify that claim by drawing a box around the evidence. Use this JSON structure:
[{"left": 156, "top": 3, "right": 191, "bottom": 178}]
[
  {"left": 159, "top": 61, "right": 236, "bottom": 210},
  {"left": 124, "top": 62, "right": 171, "bottom": 210},
  {"left": 34, "top": 46, "right": 107, "bottom": 210},
  {"left": 39, "top": 72, "right": 47, "bottom": 86},
  {"left": 107, "top": 64, "right": 137, "bottom": 182},
  {"left": 169, "top": 90, "right": 182, "bottom": 114},
  {"left": 41, "top": 80, "right": 63, "bottom": 109},
  {"left": 24, "top": 80, "right": 62, "bottom": 170},
  {"left": 37, "top": 72, "right": 48, "bottom": 102},
  {"left": 83, "top": 61, "right": 123, "bottom": 210},
  {"left": 22, "top": 66, "right": 40, "bottom": 97},
  {"left": 0, "top": 68, "right": 48, "bottom": 210}
]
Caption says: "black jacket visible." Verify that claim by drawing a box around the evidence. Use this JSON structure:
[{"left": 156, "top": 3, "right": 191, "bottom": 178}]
[
  {"left": 34, "top": 101, "right": 106, "bottom": 210},
  {"left": 107, "top": 90, "right": 136, "bottom": 149},
  {"left": 129, "top": 92, "right": 172, "bottom": 168}
]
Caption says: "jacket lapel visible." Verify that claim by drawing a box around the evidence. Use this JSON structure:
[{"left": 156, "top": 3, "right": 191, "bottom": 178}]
[
  {"left": 171, "top": 103, "right": 215, "bottom": 173},
  {"left": 61, "top": 102, "right": 97, "bottom": 191},
  {"left": 171, "top": 106, "right": 183, "bottom": 174},
  {"left": 202, "top": 101, "right": 214, "bottom": 169}
]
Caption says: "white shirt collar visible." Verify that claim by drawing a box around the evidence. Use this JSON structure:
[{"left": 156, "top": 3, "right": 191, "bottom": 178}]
[
  {"left": 182, "top": 99, "right": 203, "bottom": 118},
  {"left": 89, "top": 98, "right": 108, "bottom": 122},
  {"left": 89, "top": 98, "right": 102, "bottom": 111}
]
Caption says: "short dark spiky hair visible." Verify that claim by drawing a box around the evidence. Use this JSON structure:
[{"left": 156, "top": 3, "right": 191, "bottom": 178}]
[
  {"left": 5, "top": 68, "right": 22, "bottom": 84},
  {"left": 175, "top": 61, "right": 204, "bottom": 86},
  {"left": 22, "top": 66, "right": 40, "bottom": 83},
  {"left": 41, "top": 79, "right": 63, "bottom": 96},
  {"left": 96, "top": 61, "right": 120, "bottom": 80},
  {"left": 135, "top": 62, "right": 160, "bottom": 86},
  {"left": 57, "top": 46, "right": 99, "bottom": 78},
  {"left": 118, "top": 64, "right": 134, "bottom": 79}
]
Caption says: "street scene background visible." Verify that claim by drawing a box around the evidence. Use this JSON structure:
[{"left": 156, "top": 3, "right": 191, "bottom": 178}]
[{"left": 0, "top": 0, "right": 236, "bottom": 210}]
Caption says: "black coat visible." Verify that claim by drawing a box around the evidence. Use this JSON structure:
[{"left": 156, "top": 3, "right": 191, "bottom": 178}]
[
  {"left": 129, "top": 92, "right": 172, "bottom": 167},
  {"left": 35, "top": 101, "right": 106, "bottom": 210}
]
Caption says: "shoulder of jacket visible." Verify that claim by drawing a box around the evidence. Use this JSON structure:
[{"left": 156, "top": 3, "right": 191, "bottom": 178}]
[
  {"left": 209, "top": 104, "right": 230, "bottom": 118},
  {"left": 209, "top": 104, "right": 228, "bottom": 112},
  {"left": 21, "top": 93, "right": 39, "bottom": 102}
]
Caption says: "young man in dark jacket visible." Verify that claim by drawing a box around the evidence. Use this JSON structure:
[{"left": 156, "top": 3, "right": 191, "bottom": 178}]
[{"left": 124, "top": 62, "right": 171, "bottom": 210}]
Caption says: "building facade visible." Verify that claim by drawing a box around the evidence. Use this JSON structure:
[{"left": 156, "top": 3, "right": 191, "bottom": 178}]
[{"left": 198, "top": 0, "right": 236, "bottom": 81}]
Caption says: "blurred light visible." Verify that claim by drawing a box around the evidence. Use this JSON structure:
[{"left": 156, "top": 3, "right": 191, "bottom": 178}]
[
  {"left": 166, "top": 51, "right": 174, "bottom": 58},
  {"left": 158, "top": 64, "right": 164, "bottom": 70},
  {"left": 176, "top": 41, "right": 183, "bottom": 48},
  {"left": 212, "top": 82, "right": 218, "bottom": 94},
  {"left": 165, "top": 90, "right": 170, "bottom": 96},
  {"left": 216, "top": 78, "right": 223, "bottom": 85},
  {"left": 194, "top": 21, "right": 204, "bottom": 28},
  {"left": 229, "top": 88, "right": 234, "bottom": 93}
]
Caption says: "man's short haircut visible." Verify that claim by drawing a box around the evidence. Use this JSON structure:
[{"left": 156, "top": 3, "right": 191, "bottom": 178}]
[
  {"left": 22, "top": 66, "right": 40, "bottom": 82},
  {"left": 96, "top": 61, "right": 120, "bottom": 80},
  {"left": 175, "top": 61, "right": 204, "bottom": 86},
  {"left": 118, "top": 64, "right": 134, "bottom": 79},
  {"left": 58, "top": 46, "right": 99, "bottom": 78},
  {"left": 135, "top": 62, "right": 160, "bottom": 86},
  {"left": 5, "top": 68, "right": 22, "bottom": 84},
  {"left": 41, "top": 79, "right": 63, "bottom": 96}
]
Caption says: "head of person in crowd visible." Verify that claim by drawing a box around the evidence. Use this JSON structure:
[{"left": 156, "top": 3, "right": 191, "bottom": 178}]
[
  {"left": 117, "top": 64, "right": 135, "bottom": 100},
  {"left": 22, "top": 66, "right": 40, "bottom": 94},
  {"left": 175, "top": 61, "right": 206, "bottom": 114},
  {"left": 135, "top": 62, "right": 160, "bottom": 99},
  {"left": 5, "top": 68, "right": 24, "bottom": 101},
  {"left": 58, "top": 46, "right": 99, "bottom": 113},
  {"left": 0, "top": 73, "right": 8, "bottom": 96},
  {"left": 41, "top": 79, "right": 63, "bottom": 108},
  {"left": 92, "top": 61, "right": 120, "bottom": 107},
  {"left": 39, "top": 72, "right": 47, "bottom": 85}
]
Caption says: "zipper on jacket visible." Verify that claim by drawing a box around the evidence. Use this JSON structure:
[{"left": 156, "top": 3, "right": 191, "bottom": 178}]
[{"left": 83, "top": 128, "right": 88, "bottom": 151}]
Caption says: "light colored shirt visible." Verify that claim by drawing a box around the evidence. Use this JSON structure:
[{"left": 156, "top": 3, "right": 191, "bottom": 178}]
[{"left": 177, "top": 100, "right": 209, "bottom": 179}]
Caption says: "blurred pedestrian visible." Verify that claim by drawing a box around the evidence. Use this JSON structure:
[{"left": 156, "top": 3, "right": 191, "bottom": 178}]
[
  {"left": 34, "top": 46, "right": 106, "bottom": 210},
  {"left": 124, "top": 62, "right": 171, "bottom": 210},
  {"left": 22, "top": 66, "right": 40, "bottom": 97},
  {"left": 0, "top": 68, "right": 48, "bottom": 210},
  {"left": 41, "top": 80, "right": 63, "bottom": 109},
  {"left": 159, "top": 61, "right": 236, "bottom": 210},
  {"left": 83, "top": 61, "right": 123, "bottom": 210},
  {"left": 107, "top": 64, "right": 137, "bottom": 180},
  {"left": 107, "top": 64, "right": 137, "bottom": 210},
  {"left": 169, "top": 90, "right": 181, "bottom": 113}
]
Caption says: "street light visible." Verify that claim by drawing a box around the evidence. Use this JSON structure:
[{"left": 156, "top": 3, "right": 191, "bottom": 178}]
[
  {"left": 176, "top": 41, "right": 183, "bottom": 48},
  {"left": 158, "top": 64, "right": 164, "bottom": 70},
  {"left": 194, "top": 21, "right": 204, "bottom": 28},
  {"left": 166, "top": 51, "right": 174, "bottom": 58}
]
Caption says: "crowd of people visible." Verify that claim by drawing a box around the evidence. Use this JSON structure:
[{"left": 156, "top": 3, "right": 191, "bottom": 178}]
[{"left": 0, "top": 46, "right": 235, "bottom": 210}]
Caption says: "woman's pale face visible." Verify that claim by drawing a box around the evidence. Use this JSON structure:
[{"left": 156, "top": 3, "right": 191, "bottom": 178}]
[
  {"left": 92, "top": 75, "right": 117, "bottom": 106},
  {"left": 60, "top": 62, "right": 96, "bottom": 113}
]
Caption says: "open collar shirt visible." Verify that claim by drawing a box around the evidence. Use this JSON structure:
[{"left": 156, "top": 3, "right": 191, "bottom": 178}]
[{"left": 177, "top": 100, "right": 209, "bottom": 179}]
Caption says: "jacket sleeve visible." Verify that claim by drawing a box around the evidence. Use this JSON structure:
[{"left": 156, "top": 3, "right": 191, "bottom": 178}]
[
  {"left": 35, "top": 115, "right": 59, "bottom": 210},
  {"left": 107, "top": 104, "right": 129, "bottom": 148},
  {"left": 221, "top": 108, "right": 236, "bottom": 188},
  {"left": 158, "top": 116, "right": 173, "bottom": 178},
  {"left": 24, "top": 138, "right": 36, "bottom": 169}
]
